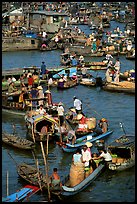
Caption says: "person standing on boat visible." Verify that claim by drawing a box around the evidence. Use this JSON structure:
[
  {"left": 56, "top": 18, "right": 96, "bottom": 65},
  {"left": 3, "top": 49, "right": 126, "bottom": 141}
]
[
  {"left": 82, "top": 145, "right": 92, "bottom": 176},
  {"left": 57, "top": 102, "right": 65, "bottom": 126},
  {"left": 114, "top": 58, "right": 121, "bottom": 71},
  {"left": 41, "top": 61, "right": 46, "bottom": 79},
  {"left": 73, "top": 96, "right": 82, "bottom": 114},
  {"left": 37, "top": 85, "right": 44, "bottom": 106},
  {"left": 28, "top": 75, "right": 34, "bottom": 90},
  {"left": 29, "top": 85, "right": 38, "bottom": 108},
  {"left": 72, "top": 148, "right": 83, "bottom": 165}
]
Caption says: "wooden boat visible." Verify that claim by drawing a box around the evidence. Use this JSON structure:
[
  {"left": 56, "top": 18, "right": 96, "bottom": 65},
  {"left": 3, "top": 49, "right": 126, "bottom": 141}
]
[
  {"left": 65, "top": 45, "right": 104, "bottom": 57},
  {"left": 53, "top": 163, "right": 105, "bottom": 197},
  {"left": 2, "top": 90, "right": 48, "bottom": 116},
  {"left": 126, "top": 55, "right": 135, "bottom": 60},
  {"left": 102, "top": 81, "right": 135, "bottom": 94},
  {"left": 107, "top": 135, "right": 135, "bottom": 171},
  {"left": 17, "top": 162, "right": 62, "bottom": 191},
  {"left": 62, "top": 130, "right": 113, "bottom": 153},
  {"left": 57, "top": 79, "right": 78, "bottom": 90},
  {"left": 2, "top": 185, "right": 39, "bottom": 202},
  {"left": 2, "top": 132, "right": 35, "bottom": 150},
  {"left": 80, "top": 78, "right": 96, "bottom": 87}
]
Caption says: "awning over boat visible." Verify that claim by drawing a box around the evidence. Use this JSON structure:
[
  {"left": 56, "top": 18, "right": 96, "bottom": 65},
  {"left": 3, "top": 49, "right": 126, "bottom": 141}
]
[
  {"left": 52, "top": 67, "right": 77, "bottom": 79},
  {"left": 27, "top": 114, "right": 58, "bottom": 125}
]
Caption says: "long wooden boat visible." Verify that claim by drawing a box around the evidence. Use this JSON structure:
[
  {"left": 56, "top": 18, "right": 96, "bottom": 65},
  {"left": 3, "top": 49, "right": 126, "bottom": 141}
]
[
  {"left": 2, "top": 90, "right": 47, "bottom": 116},
  {"left": 107, "top": 135, "right": 135, "bottom": 171},
  {"left": 17, "top": 162, "right": 62, "bottom": 192},
  {"left": 62, "top": 130, "right": 113, "bottom": 153},
  {"left": 80, "top": 78, "right": 96, "bottom": 87},
  {"left": 2, "top": 185, "right": 39, "bottom": 202},
  {"left": 126, "top": 55, "right": 135, "bottom": 60},
  {"left": 102, "top": 81, "right": 135, "bottom": 94},
  {"left": 2, "top": 132, "right": 35, "bottom": 150},
  {"left": 53, "top": 163, "right": 105, "bottom": 197}
]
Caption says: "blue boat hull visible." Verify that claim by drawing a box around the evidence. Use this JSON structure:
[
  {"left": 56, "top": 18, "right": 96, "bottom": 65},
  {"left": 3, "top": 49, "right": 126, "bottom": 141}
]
[{"left": 62, "top": 130, "right": 113, "bottom": 153}]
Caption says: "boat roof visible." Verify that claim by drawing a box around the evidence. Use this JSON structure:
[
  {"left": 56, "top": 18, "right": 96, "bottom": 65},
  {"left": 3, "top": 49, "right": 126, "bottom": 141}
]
[{"left": 27, "top": 114, "right": 58, "bottom": 124}]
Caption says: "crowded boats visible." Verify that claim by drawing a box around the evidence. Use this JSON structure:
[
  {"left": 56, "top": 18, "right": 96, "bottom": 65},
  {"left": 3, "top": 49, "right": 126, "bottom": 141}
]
[{"left": 2, "top": 1, "right": 135, "bottom": 202}]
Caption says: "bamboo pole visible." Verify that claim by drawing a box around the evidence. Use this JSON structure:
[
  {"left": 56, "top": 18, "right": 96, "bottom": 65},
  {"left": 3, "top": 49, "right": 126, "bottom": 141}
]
[
  {"left": 31, "top": 123, "right": 36, "bottom": 143},
  {"left": 6, "top": 171, "right": 9, "bottom": 196},
  {"left": 31, "top": 150, "right": 42, "bottom": 190},
  {"left": 40, "top": 140, "right": 51, "bottom": 202}
]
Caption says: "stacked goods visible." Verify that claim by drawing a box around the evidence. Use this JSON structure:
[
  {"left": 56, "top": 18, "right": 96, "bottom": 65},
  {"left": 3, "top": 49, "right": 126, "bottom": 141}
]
[
  {"left": 86, "top": 118, "right": 96, "bottom": 130},
  {"left": 116, "top": 158, "right": 125, "bottom": 163},
  {"left": 111, "top": 154, "right": 118, "bottom": 163},
  {"left": 108, "top": 45, "right": 115, "bottom": 51},
  {"left": 69, "top": 163, "right": 85, "bottom": 187}
]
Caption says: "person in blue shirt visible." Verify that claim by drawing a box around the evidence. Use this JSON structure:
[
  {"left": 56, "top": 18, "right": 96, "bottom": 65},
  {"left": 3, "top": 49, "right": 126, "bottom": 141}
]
[
  {"left": 41, "top": 61, "right": 46, "bottom": 79},
  {"left": 71, "top": 56, "right": 78, "bottom": 66}
]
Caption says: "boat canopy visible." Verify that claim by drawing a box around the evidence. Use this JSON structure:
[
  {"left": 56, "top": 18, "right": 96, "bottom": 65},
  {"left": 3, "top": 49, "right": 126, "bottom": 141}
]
[
  {"left": 27, "top": 114, "right": 58, "bottom": 125},
  {"left": 52, "top": 67, "right": 77, "bottom": 79}
]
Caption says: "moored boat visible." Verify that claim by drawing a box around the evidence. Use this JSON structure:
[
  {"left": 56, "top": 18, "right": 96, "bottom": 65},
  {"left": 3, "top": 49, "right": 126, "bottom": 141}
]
[
  {"left": 2, "top": 185, "right": 39, "bottom": 202},
  {"left": 2, "top": 132, "right": 35, "bottom": 150},
  {"left": 102, "top": 81, "right": 135, "bottom": 94},
  {"left": 107, "top": 134, "right": 135, "bottom": 171}
]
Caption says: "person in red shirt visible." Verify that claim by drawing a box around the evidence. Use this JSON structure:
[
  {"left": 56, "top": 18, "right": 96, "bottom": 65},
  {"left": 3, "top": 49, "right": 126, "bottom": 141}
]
[{"left": 28, "top": 75, "right": 34, "bottom": 89}]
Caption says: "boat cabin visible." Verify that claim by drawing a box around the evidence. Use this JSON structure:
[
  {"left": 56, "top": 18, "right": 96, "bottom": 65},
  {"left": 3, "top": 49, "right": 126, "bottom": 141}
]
[{"left": 25, "top": 113, "right": 59, "bottom": 142}]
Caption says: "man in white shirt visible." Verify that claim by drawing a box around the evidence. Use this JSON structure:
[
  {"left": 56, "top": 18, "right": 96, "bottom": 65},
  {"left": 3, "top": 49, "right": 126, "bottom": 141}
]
[
  {"left": 57, "top": 102, "right": 65, "bottom": 126},
  {"left": 73, "top": 96, "right": 82, "bottom": 114}
]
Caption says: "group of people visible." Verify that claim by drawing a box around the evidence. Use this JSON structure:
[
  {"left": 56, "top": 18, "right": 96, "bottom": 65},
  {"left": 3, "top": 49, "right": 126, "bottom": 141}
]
[{"left": 105, "top": 57, "right": 121, "bottom": 83}]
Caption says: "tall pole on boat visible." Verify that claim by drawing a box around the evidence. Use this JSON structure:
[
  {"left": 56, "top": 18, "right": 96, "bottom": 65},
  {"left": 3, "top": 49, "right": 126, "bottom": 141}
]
[
  {"left": 40, "top": 138, "right": 51, "bottom": 202},
  {"left": 119, "top": 122, "right": 126, "bottom": 135},
  {"left": 6, "top": 171, "right": 9, "bottom": 196},
  {"left": 32, "top": 150, "right": 42, "bottom": 190},
  {"left": 31, "top": 123, "right": 36, "bottom": 143}
]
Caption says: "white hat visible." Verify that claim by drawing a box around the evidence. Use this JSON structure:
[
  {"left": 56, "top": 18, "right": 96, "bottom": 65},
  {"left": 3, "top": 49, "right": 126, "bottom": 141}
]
[
  {"left": 58, "top": 102, "right": 63, "bottom": 106},
  {"left": 85, "top": 142, "right": 93, "bottom": 147},
  {"left": 37, "top": 86, "right": 43, "bottom": 90},
  {"left": 77, "top": 114, "right": 83, "bottom": 120}
]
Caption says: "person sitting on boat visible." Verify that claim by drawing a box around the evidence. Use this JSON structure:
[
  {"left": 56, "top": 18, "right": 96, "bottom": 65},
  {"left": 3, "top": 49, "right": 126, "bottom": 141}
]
[
  {"left": 98, "top": 118, "right": 108, "bottom": 133},
  {"left": 93, "top": 149, "right": 112, "bottom": 167},
  {"left": 73, "top": 96, "right": 82, "bottom": 114},
  {"left": 81, "top": 65, "right": 87, "bottom": 78},
  {"left": 79, "top": 55, "right": 84, "bottom": 64},
  {"left": 105, "top": 53, "right": 113, "bottom": 61},
  {"left": 66, "top": 130, "right": 77, "bottom": 145},
  {"left": 36, "top": 104, "right": 46, "bottom": 115},
  {"left": 50, "top": 168, "right": 62, "bottom": 187},
  {"left": 8, "top": 82, "right": 18, "bottom": 93}
]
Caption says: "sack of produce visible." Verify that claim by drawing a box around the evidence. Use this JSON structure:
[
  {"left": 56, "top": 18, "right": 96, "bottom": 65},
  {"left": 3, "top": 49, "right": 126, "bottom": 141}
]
[{"left": 69, "top": 163, "right": 84, "bottom": 187}]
